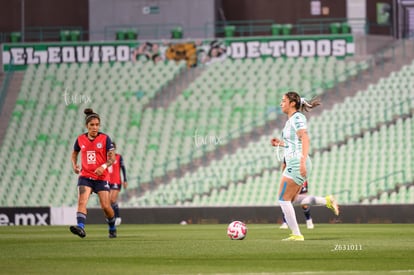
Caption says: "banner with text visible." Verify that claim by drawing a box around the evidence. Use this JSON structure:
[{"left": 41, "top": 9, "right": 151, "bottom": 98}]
[
  {"left": 0, "top": 207, "right": 50, "bottom": 226},
  {"left": 2, "top": 35, "right": 354, "bottom": 70}
]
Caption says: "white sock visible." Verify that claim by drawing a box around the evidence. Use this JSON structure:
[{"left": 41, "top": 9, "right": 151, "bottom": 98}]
[
  {"left": 314, "top": 196, "right": 327, "bottom": 205},
  {"left": 279, "top": 200, "right": 301, "bottom": 236},
  {"left": 301, "top": 196, "right": 327, "bottom": 205},
  {"left": 294, "top": 194, "right": 307, "bottom": 204}
]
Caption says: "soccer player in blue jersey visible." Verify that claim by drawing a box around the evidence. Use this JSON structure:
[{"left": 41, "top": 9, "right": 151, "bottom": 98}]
[
  {"left": 70, "top": 108, "right": 117, "bottom": 238},
  {"left": 270, "top": 91, "right": 321, "bottom": 241}
]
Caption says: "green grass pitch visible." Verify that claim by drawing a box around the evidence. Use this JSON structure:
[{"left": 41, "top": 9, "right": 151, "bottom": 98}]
[{"left": 0, "top": 224, "right": 413, "bottom": 274}]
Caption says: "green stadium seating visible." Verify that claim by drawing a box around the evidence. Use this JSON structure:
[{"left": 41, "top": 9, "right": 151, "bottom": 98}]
[
  {"left": 122, "top": 60, "right": 414, "bottom": 207},
  {"left": 2, "top": 52, "right": 412, "bottom": 208}
]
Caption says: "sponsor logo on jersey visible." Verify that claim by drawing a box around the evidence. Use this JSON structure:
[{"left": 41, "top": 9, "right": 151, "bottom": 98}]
[{"left": 87, "top": 151, "right": 96, "bottom": 164}]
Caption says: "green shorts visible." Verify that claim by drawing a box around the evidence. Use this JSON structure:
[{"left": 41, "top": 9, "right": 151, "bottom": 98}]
[{"left": 283, "top": 157, "right": 312, "bottom": 185}]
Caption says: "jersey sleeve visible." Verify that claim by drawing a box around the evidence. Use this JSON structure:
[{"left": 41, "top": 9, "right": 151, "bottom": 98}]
[
  {"left": 73, "top": 138, "right": 80, "bottom": 152},
  {"left": 106, "top": 136, "right": 113, "bottom": 152},
  {"left": 293, "top": 113, "right": 307, "bottom": 131},
  {"left": 119, "top": 155, "right": 128, "bottom": 182}
]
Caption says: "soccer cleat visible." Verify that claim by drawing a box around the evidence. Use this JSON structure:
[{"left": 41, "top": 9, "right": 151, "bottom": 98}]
[
  {"left": 326, "top": 195, "right": 340, "bottom": 216},
  {"left": 115, "top": 217, "right": 122, "bottom": 226},
  {"left": 306, "top": 219, "right": 314, "bottom": 229},
  {"left": 282, "top": 234, "right": 304, "bottom": 241},
  {"left": 279, "top": 223, "right": 288, "bottom": 229},
  {"left": 109, "top": 229, "right": 117, "bottom": 238},
  {"left": 70, "top": 225, "right": 86, "bottom": 238}
]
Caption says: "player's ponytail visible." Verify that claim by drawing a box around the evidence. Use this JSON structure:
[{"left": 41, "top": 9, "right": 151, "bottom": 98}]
[
  {"left": 84, "top": 108, "right": 100, "bottom": 124},
  {"left": 299, "top": 96, "right": 320, "bottom": 112},
  {"left": 285, "top": 91, "right": 320, "bottom": 112}
]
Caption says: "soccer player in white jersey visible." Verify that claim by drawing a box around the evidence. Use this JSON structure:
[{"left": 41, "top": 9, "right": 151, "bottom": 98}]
[{"left": 270, "top": 91, "right": 321, "bottom": 241}]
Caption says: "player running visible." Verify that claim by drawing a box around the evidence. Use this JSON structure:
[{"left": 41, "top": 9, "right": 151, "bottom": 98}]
[
  {"left": 70, "top": 108, "right": 117, "bottom": 238},
  {"left": 108, "top": 142, "right": 128, "bottom": 226},
  {"left": 271, "top": 91, "right": 320, "bottom": 241},
  {"left": 279, "top": 182, "right": 340, "bottom": 229}
]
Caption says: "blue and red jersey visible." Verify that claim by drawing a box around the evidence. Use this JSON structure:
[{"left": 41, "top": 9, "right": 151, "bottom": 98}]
[
  {"left": 73, "top": 132, "right": 112, "bottom": 181},
  {"left": 108, "top": 154, "right": 127, "bottom": 185},
  {"left": 299, "top": 181, "right": 308, "bottom": 194}
]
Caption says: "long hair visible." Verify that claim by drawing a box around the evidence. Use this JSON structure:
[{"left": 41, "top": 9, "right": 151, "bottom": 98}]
[{"left": 285, "top": 91, "right": 320, "bottom": 112}]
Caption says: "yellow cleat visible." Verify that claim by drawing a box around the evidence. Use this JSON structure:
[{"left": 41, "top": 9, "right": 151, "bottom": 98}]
[
  {"left": 326, "top": 195, "right": 340, "bottom": 216},
  {"left": 282, "top": 234, "right": 304, "bottom": 241}
]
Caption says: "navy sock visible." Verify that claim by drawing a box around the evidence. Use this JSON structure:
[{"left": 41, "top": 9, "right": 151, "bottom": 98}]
[
  {"left": 77, "top": 212, "right": 87, "bottom": 229},
  {"left": 303, "top": 207, "right": 311, "bottom": 220},
  {"left": 282, "top": 216, "right": 287, "bottom": 223},
  {"left": 111, "top": 203, "right": 120, "bottom": 218},
  {"left": 106, "top": 216, "right": 116, "bottom": 231}
]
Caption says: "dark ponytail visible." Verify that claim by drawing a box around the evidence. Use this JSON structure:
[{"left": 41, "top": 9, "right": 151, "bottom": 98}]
[
  {"left": 84, "top": 108, "right": 100, "bottom": 124},
  {"left": 285, "top": 91, "right": 320, "bottom": 112}
]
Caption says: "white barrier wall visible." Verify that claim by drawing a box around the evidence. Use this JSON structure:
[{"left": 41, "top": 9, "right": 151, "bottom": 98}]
[{"left": 50, "top": 207, "right": 77, "bottom": 225}]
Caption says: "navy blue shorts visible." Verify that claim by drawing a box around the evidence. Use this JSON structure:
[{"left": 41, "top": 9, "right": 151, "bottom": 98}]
[
  {"left": 109, "top": 183, "right": 122, "bottom": 191},
  {"left": 78, "top": 177, "right": 110, "bottom": 193}
]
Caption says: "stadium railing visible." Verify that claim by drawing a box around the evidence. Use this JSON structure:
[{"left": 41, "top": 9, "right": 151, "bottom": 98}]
[{"left": 0, "top": 18, "right": 391, "bottom": 43}]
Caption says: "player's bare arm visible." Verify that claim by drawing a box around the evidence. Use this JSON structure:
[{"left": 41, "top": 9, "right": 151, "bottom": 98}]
[
  {"left": 94, "top": 148, "right": 116, "bottom": 176},
  {"left": 271, "top": 137, "right": 285, "bottom": 147},
  {"left": 71, "top": 151, "right": 80, "bottom": 174},
  {"left": 297, "top": 129, "right": 310, "bottom": 177},
  {"left": 106, "top": 150, "right": 115, "bottom": 167}
]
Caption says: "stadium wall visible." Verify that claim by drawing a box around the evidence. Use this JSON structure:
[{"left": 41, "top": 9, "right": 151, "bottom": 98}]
[
  {"left": 0, "top": 0, "right": 89, "bottom": 39},
  {"left": 1, "top": 205, "right": 413, "bottom": 226},
  {"left": 88, "top": 0, "right": 216, "bottom": 41},
  {"left": 219, "top": 0, "right": 347, "bottom": 23}
]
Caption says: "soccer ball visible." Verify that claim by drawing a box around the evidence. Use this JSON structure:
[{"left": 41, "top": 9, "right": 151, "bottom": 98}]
[{"left": 227, "top": 221, "right": 247, "bottom": 240}]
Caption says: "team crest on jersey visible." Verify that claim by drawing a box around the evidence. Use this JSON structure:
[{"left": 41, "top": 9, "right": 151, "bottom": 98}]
[
  {"left": 96, "top": 142, "right": 103, "bottom": 149},
  {"left": 296, "top": 122, "right": 305, "bottom": 128},
  {"left": 87, "top": 150, "right": 96, "bottom": 164}
]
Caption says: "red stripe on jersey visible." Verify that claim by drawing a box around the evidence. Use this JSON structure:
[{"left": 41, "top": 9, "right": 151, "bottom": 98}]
[
  {"left": 108, "top": 154, "right": 122, "bottom": 184},
  {"left": 77, "top": 133, "right": 110, "bottom": 181}
]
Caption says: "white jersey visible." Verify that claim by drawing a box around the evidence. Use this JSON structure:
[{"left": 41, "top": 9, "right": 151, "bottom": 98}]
[{"left": 282, "top": 112, "right": 307, "bottom": 161}]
